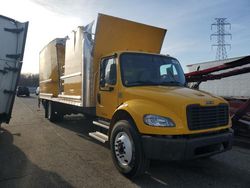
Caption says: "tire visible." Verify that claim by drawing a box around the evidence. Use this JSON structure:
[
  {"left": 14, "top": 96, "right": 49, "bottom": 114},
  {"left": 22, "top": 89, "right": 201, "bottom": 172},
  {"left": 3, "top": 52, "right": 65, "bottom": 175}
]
[
  {"left": 44, "top": 101, "right": 48, "bottom": 118},
  {"left": 110, "top": 120, "right": 149, "bottom": 178},
  {"left": 56, "top": 113, "right": 64, "bottom": 122},
  {"left": 47, "top": 101, "right": 56, "bottom": 122},
  {"left": 47, "top": 101, "right": 63, "bottom": 122}
]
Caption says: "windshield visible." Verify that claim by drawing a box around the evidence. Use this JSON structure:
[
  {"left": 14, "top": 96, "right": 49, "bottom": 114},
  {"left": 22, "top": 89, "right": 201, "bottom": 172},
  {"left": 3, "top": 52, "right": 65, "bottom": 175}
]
[{"left": 120, "top": 53, "right": 186, "bottom": 87}]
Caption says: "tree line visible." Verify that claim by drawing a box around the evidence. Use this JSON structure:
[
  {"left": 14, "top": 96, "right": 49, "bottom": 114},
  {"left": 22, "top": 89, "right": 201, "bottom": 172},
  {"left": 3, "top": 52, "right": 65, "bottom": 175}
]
[{"left": 18, "top": 73, "right": 39, "bottom": 87}]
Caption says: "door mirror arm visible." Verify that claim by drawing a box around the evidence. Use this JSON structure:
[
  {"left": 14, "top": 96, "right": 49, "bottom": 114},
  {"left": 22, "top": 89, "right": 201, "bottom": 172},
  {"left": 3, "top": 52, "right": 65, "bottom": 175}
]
[
  {"left": 102, "top": 84, "right": 114, "bottom": 91},
  {"left": 106, "top": 84, "right": 114, "bottom": 91}
]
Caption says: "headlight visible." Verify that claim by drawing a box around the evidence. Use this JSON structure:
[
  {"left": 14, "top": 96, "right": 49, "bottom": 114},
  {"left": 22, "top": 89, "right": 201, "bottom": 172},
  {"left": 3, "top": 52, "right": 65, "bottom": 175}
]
[{"left": 143, "top": 114, "right": 175, "bottom": 127}]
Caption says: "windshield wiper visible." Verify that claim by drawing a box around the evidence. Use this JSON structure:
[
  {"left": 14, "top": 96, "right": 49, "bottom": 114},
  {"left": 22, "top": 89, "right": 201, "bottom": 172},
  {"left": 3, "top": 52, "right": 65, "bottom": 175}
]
[
  {"left": 128, "top": 81, "right": 159, "bottom": 86},
  {"left": 159, "top": 81, "right": 183, "bottom": 86},
  {"left": 128, "top": 80, "right": 183, "bottom": 87}
]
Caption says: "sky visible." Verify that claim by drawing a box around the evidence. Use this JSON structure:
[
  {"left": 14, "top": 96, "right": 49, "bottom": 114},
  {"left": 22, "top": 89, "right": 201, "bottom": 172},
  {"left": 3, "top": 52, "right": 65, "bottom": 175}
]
[{"left": 1, "top": 0, "right": 250, "bottom": 73}]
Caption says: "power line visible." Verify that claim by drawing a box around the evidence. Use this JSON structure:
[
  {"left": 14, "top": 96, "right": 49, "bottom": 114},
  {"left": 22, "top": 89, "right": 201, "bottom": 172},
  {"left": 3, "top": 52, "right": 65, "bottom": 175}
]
[{"left": 210, "top": 18, "right": 232, "bottom": 60}]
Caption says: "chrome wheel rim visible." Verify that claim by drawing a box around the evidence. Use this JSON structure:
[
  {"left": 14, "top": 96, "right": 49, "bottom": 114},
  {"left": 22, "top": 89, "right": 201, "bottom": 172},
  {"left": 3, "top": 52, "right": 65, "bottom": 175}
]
[{"left": 114, "top": 132, "right": 133, "bottom": 166}]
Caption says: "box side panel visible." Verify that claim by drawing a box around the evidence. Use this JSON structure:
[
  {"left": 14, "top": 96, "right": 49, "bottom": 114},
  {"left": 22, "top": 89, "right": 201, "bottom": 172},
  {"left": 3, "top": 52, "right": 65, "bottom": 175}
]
[
  {"left": 39, "top": 41, "right": 60, "bottom": 96},
  {"left": 62, "top": 28, "right": 83, "bottom": 97},
  {"left": 56, "top": 44, "right": 65, "bottom": 94}
]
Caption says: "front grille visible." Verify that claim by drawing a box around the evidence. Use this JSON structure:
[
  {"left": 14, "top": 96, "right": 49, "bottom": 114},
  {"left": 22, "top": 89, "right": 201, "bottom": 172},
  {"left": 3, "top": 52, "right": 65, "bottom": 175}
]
[{"left": 187, "top": 104, "right": 229, "bottom": 130}]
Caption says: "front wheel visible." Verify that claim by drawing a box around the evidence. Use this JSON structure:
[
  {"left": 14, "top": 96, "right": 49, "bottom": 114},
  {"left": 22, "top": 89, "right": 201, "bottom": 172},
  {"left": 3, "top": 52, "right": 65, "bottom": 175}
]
[{"left": 110, "top": 120, "right": 149, "bottom": 178}]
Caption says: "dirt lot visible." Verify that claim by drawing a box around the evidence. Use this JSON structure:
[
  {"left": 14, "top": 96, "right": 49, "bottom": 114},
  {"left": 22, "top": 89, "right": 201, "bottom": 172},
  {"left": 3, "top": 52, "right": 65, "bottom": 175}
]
[{"left": 1, "top": 95, "right": 250, "bottom": 188}]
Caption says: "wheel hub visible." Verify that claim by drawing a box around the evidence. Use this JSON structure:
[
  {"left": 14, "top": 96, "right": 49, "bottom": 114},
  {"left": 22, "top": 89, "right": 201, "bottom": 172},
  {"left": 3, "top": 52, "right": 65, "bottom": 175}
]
[
  {"left": 117, "top": 142, "right": 125, "bottom": 154},
  {"left": 114, "top": 132, "right": 133, "bottom": 166}
]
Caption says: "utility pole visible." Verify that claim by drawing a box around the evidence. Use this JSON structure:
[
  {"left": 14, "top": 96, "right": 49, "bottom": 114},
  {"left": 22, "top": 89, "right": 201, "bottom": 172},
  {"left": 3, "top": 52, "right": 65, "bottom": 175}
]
[{"left": 210, "top": 18, "right": 232, "bottom": 60}]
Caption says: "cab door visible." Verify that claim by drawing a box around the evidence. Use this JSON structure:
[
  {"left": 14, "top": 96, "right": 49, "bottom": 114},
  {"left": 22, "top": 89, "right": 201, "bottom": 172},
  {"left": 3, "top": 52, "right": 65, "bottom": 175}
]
[{"left": 96, "top": 57, "right": 118, "bottom": 119}]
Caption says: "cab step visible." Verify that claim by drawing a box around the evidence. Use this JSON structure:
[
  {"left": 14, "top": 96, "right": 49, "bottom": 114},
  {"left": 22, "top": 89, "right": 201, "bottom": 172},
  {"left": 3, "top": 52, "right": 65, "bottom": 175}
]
[
  {"left": 89, "top": 131, "right": 109, "bottom": 143},
  {"left": 93, "top": 120, "right": 110, "bottom": 130}
]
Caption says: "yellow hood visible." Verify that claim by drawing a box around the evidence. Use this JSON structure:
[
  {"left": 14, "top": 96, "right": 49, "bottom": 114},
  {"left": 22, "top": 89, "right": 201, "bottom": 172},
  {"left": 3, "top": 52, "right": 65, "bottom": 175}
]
[
  {"left": 119, "top": 86, "right": 230, "bottom": 135},
  {"left": 123, "top": 86, "right": 227, "bottom": 115}
]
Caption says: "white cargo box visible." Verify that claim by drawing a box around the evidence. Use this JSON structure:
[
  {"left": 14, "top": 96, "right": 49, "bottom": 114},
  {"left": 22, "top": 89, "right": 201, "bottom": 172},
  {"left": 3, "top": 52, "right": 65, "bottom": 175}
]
[
  {"left": 0, "top": 15, "right": 28, "bottom": 124},
  {"left": 187, "top": 56, "right": 250, "bottom": 99}
]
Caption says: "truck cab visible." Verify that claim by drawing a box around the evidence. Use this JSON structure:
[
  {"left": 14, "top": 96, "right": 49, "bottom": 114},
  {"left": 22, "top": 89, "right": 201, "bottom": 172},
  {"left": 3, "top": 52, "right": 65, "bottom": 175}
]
[{"left": 96, "top": 51, "right": 233, "bottom": 177}]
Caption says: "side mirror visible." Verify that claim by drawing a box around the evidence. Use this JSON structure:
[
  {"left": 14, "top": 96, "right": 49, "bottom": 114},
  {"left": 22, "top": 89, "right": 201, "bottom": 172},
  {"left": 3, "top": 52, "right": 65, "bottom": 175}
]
[{"left": 100, "top": 78, "right": 106, "bottom": 87}]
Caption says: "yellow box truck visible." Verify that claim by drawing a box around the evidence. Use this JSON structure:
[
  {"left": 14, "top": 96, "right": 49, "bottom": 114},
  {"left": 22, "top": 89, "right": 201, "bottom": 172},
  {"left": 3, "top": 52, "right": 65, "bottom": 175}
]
[{"left": 39, "top": 14, "right": 233, "bottom": 177}]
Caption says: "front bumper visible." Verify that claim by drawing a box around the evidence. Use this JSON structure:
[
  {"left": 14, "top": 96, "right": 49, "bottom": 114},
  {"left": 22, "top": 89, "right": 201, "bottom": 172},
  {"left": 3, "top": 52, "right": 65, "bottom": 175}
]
[{"left": 142, "top": 129, "right": 233, "bottom": 160}]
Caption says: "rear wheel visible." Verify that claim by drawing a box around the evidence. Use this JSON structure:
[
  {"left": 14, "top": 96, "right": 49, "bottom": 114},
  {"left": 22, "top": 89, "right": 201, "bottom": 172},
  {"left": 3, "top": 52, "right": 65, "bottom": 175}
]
[
  {"left": 44, "top": 100, "right": 48, "bottom": 118},
  {"left": 47, "top": 101, "right": 56, "bottom": 122},
  {"left": 56, "top": 113, "right": 64, "bottom": 122},
  {"left": 47, "top": 101, "right": 64, "bottom": 122},
  {"left": 110, "top": 120, "right": 149, "bottom": 178}
]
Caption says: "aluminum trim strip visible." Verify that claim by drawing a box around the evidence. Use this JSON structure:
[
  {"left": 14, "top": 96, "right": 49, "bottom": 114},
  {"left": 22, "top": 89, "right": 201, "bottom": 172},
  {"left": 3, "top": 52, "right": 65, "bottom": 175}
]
[
  {"left": 58, "top": 94, "right": 81, "bottom": 100},
  {"left": 39, "top": 79, "right": 52, "bottom": 84},
  {"left": 40, "top": 93, "right": 53, "bottom": 97},
  {"left": 39, "top": 96, "right": 82, "bottom": 107},
  {"left": 60, "top": 72, "right": 82, "bottom": 80}
]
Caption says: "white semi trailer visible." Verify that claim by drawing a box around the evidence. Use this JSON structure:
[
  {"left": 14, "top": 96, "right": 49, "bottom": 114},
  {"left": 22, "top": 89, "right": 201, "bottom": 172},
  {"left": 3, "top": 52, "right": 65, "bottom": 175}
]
[
  {"left": 186, "top": 56, "right": 250, "bottom": 99},
  {"left": 0, "top": 15, "right": 28, "bottom": 126}
]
